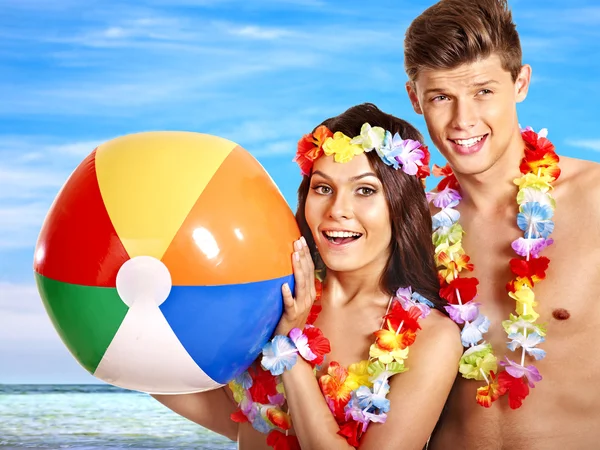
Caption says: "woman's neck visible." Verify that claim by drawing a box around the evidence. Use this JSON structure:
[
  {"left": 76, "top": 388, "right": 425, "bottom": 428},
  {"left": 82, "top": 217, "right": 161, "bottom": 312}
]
[{"left": 321, "top": 267, "right": 388, "bottom": 308}]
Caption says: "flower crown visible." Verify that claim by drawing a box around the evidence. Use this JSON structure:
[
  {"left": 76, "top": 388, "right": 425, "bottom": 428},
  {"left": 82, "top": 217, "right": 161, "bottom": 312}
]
[{"left": 293, "top": 122, "right": 431, "bottom": 184}]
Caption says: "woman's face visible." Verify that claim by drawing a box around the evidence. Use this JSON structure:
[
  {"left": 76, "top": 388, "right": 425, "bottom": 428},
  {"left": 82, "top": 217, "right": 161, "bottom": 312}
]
[{"left": 305, "top": 153, "right": 392, "bottom": 275}]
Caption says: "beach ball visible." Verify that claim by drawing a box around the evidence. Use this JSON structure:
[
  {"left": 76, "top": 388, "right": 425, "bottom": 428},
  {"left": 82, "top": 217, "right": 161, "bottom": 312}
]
[{"left": 33, "top": 131, "right": 300, "bottom": 394}]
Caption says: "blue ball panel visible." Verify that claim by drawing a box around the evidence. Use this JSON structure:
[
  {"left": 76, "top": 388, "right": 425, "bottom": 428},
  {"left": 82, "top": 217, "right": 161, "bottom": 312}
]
[{"left": 160, "top": 274, "right": 294, "bottom": 384}]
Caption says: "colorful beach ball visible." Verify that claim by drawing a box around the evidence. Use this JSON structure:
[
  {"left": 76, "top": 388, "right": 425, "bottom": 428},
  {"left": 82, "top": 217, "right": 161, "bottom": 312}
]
[{"left": 33, "top": 131, "right": 300, "bottom": 394}]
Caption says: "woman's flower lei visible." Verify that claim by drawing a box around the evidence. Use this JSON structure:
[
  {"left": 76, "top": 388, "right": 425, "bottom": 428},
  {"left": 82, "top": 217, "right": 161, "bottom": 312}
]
[
  {"left": 294, "top": 123, "right": 431, "bottom": 185},
  {"left": 228, "top": 281, "right": 432, "bottom": 449},
  {"left": 428, "top": 126, "right": 559, "bottom": 409}
]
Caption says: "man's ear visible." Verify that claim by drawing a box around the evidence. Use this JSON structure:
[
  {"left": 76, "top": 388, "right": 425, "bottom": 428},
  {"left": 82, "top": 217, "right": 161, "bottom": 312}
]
[
  {"left": 515, "top": 64, "right": 532, "bottom": 103},
  {"left": 406, "top": 81, "right": 423, "bottom": 115}
]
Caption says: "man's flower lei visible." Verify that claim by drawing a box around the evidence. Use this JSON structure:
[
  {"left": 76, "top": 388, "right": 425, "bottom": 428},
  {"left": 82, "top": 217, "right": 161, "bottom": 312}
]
[
  {"left": 228, "top": 281, "right": 432, "bottom": 448},
  {"left": 294, "top": 122, "right": 431, "bottom": 185},
  {"left": 428, "top": 126, "right": 559, "bottom": 409}
]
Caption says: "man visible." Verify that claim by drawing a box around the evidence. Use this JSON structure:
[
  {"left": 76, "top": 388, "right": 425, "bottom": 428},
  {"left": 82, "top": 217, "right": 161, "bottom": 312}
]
[{"left": 403, "top": 1, "right": 600, "bottom": 449}]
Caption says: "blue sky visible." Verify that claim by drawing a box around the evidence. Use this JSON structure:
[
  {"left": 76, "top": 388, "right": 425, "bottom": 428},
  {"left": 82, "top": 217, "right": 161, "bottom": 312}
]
[{"left": 1, "top": 0, "right": 599, "bottom": 384}]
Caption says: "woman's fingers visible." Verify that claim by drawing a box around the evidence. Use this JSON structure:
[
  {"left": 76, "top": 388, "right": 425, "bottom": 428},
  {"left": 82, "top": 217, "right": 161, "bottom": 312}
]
[
  {"left": 301, "top": 237, "right": 316, "bottom": 301},
  {"left": 281, "top": 282, "right": 295, "bottom": 317},
  {"left": 292, "top": 241, "right": 306, "bottom": 311},
  {"left": 297, "top": 240, "right": 313, "bottom": 311}
]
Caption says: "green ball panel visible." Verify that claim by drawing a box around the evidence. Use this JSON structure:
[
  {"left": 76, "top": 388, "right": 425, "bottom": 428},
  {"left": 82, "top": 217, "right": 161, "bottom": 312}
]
[{"left": 34, "top": 272, "right": 129, "bottom": 374}]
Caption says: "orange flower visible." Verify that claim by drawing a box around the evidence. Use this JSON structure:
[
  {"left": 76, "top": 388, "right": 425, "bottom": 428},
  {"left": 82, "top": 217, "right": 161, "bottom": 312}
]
[
  {"left": 506, "top": 276, "right": 533, "bottom": 294},
  {"left": 475, "top": 371, "right": 505, "bottom": 408},
  {"left": 520, "top": 129, "right": 560, "bottom": 179},
  {"left": 319, "top": 362, "right": 353, "bottom": 419},
  {"left": 293, "top": 125, "right": 333, "bottom": 176},
  {"left": 437, "top": 251, "right": 474, "bottom": 282},
  {"left": 520, "top": 148, "right": 561, "bottom": 180},
  {"left": 374, "top": 327, "right": 417, "bottom": 351},
  {"left": 266, "top": 408, "right": 292, "bottom": 430}
]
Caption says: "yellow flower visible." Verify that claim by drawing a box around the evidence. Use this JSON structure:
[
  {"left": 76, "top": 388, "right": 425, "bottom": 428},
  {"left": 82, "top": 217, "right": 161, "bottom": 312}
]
[
  {"left": 509, "top": 285, "right": 536, "bottom": 308},
  {"left": 513, "top": 173, "right": 553, "bottom": 191},
  {"left": 322, "top": 132, "right": 364, "bottom": 163},
  {"left": 228, "top": 380, "right": 246, "bottom": 403},
  {"left": 369, "top": 343, "right": 409, "bottom": 364},
  {"left": 346, "top": 360, "right": 373, "bottom": 389}
]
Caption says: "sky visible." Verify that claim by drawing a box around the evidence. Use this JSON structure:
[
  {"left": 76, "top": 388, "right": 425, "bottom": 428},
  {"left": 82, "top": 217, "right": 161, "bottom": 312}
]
[{"left": 0, "top": 0, "right": 599, "bottom": 384}]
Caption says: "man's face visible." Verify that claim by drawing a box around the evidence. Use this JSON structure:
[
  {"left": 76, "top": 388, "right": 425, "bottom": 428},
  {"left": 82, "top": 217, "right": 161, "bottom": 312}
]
[{"left": 406, "top": 54, "right": 531, "bottom": 177}]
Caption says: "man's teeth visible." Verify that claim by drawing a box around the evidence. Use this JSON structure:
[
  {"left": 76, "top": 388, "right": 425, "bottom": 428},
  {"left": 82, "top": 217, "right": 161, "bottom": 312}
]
[
  {"left": 324, "top": 231, "right": 361, "bottom": 238},
  {"left": 454, "top": 136, "right": 484, "bottom": 147}
]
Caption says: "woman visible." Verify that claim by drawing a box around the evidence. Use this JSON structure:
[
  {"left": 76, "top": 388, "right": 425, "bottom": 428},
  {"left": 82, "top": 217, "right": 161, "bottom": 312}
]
[{"left": 153, "top": 103, "right": 461, "bottom": 449}]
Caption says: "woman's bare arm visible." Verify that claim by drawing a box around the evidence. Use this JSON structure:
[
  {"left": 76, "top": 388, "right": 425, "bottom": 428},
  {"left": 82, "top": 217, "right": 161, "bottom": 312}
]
[{"left": 151, "top": 386, "right": 239, "bottom": 441}]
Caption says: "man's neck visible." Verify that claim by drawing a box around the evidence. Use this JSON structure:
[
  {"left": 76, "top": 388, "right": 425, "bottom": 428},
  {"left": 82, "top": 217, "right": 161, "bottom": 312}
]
[{"left": 453, "top": 133, "right": 526, "bottom": 214}]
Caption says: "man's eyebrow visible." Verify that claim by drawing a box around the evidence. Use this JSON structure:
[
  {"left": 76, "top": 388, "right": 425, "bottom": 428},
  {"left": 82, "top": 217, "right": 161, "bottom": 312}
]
[
  {"left": 312, "top": 170, "right": 378, "bottom": 182},
  {"left": 470, "top": 79, "right": 500, "bottom": 88},
  {"left": 423, "top": 80, "right": 500, "bottom": 96}
]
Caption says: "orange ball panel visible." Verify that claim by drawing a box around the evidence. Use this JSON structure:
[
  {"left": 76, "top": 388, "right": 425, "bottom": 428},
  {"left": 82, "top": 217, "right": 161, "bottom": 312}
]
[{"left": 162, "top": 146, "right": 301, "bottom": 285}]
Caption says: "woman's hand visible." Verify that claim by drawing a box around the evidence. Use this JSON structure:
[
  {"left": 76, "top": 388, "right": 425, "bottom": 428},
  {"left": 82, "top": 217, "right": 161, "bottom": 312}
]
[{"left": 274, "top": 236, "right": 317, "bottom": 337}]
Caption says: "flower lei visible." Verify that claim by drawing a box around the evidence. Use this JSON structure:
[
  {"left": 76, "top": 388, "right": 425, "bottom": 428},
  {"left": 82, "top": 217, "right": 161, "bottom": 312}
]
[
  {"left": 293, "top": 122, "right": 431, "bottom": 185},
  {"left": 427, "top": 126, "right": 560, "bottom": 409},
  {"left": 228, "top": 281, "right": 433, "bottom": 449}
]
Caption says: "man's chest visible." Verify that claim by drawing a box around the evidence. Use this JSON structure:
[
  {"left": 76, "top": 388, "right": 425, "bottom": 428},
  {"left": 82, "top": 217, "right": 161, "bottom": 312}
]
[{"left": 456, "top": 212, "right": 600, "bottom": 356}]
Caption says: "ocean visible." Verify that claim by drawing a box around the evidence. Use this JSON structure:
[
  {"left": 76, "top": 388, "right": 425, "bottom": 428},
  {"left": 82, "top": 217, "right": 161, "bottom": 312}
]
[{"left": 0, "top": 384, "right": 237, "bottom": 449}]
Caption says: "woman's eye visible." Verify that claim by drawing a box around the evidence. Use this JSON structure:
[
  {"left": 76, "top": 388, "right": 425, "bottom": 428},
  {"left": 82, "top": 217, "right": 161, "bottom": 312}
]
[
  {"left": 312, "top": 185, "right": 332, "bottom": 195},
  {"left": 357, "top": 187, "right": 376, "bottom": 196}
]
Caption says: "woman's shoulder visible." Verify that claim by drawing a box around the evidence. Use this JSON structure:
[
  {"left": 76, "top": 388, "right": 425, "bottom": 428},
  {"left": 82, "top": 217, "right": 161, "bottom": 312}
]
[{"left": 415, "top": 308, "right": 462, "bottom": 362}]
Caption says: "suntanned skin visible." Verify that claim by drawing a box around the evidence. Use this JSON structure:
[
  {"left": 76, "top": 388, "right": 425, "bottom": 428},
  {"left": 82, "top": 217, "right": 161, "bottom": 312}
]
[{"left": 407, "top": 54, "right": 600, "bottom": 450}]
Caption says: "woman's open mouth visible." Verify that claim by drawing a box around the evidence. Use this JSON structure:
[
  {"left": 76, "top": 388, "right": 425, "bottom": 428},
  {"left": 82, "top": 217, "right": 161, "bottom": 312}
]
[{"left": 322, "top": 230, "right": 363, "bottom": 245}]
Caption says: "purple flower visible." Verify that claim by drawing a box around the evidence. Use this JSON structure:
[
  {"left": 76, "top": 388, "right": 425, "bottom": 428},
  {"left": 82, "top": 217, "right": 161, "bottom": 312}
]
[
  {"left": 396, "top": 137, "right": 425, "bottom": 176},
  {"left": 445, "top": 302, "right": 481, "bottom": 324},
  {"left": 500, "top": 357, "right": 542, "bottom": 388},
  {"left": 426, "top": 187, "right": 462, "bottom": 209},
  {"left": 395, "top": 287, "right": 431, "bottom": 318},
  {"left": 511, "top": 237, "right": 554, "bottom": 258}
]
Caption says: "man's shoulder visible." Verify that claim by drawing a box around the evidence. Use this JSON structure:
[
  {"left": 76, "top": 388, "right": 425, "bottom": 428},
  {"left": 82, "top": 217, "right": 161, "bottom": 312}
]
[
  {"left": 555, "top": 155, "right": 600, "bottom": 224},
  {"left": 555, "top": 155, "right": 600, "bottom": 195}
]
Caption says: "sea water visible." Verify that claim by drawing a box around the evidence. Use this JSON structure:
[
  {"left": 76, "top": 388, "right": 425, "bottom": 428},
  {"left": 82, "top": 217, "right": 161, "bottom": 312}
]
[{"left": 0, "top": 384, "right": 237, "bottom": 449}]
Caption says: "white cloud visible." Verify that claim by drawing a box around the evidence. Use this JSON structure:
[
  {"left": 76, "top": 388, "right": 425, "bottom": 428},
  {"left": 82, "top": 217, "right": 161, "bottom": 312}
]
[
  {"left": 0, "top": 282, "right": 57, "bottom": 344},
  {"left": 0, "top": 282, "right": 42, "bottom": 314},
  {"left": 231, "top": 25, "right": 292, "bottom": 40},
  {"left": 0, "top": 202, "right": 50, "bottom": 249},
  {"left": 567, "top": 139, "right": 600, "bottom": 152}
]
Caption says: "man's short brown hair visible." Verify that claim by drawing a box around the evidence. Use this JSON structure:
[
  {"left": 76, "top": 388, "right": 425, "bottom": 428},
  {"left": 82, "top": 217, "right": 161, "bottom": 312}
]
[{"left": 404, "top": 0, "right": 522, "bottom": 82}]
